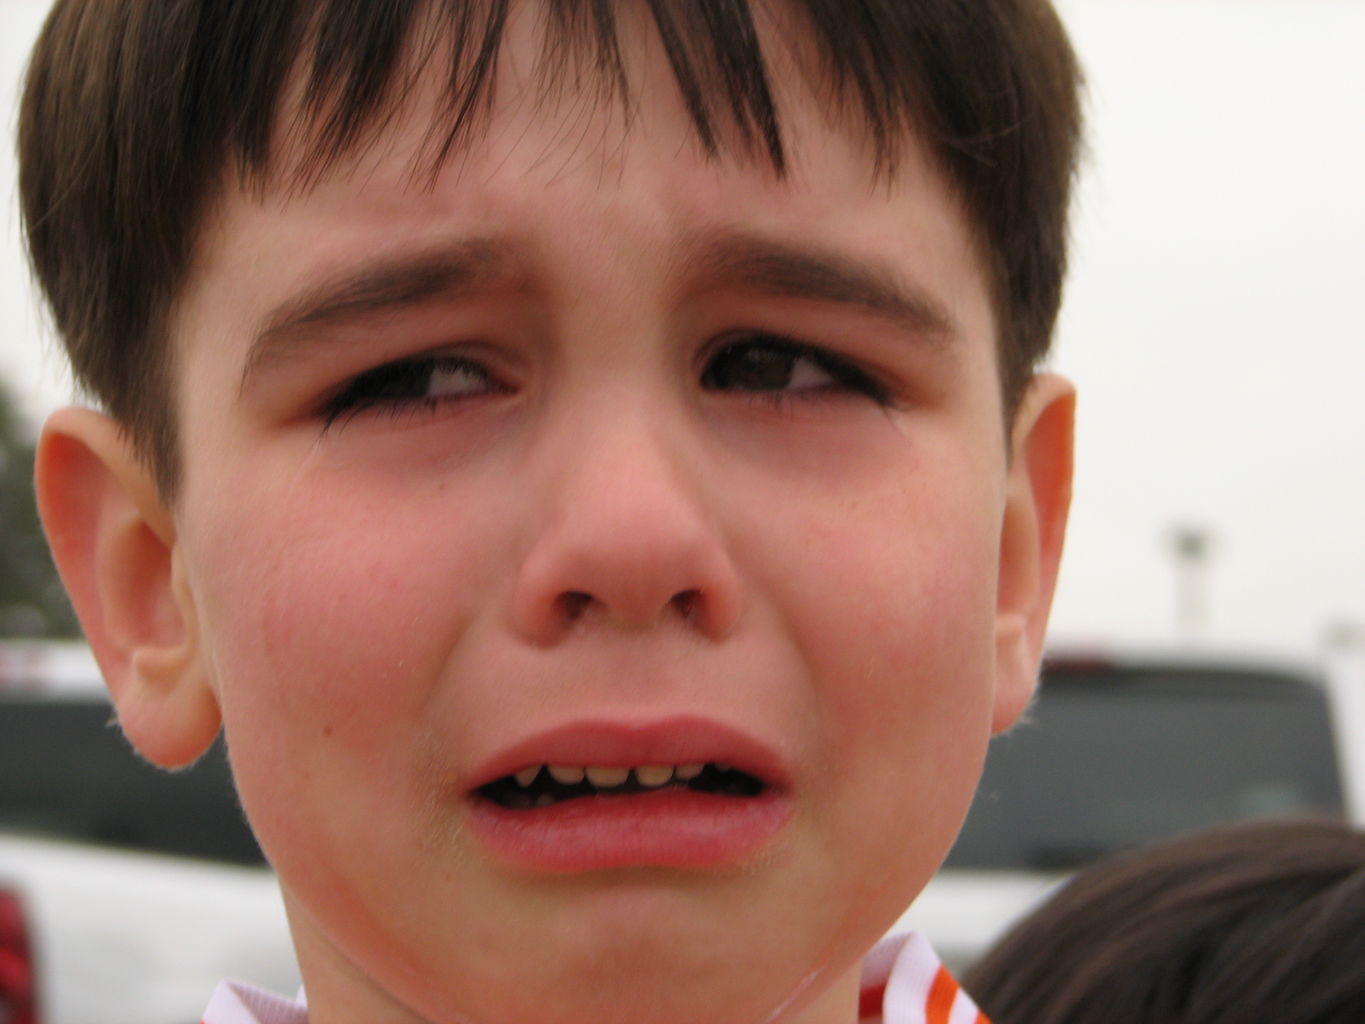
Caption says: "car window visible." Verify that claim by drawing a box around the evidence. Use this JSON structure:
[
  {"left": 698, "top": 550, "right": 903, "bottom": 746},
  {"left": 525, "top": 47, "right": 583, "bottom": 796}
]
[
  {"left": 0, "top": 695, "right": 265, "bottom": 865},
  {"left": 946, "top": 662, "right": 1345, "bottom": 871}
]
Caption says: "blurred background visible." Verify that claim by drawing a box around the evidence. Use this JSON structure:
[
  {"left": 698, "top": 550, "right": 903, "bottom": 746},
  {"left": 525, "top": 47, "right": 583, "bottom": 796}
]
[
  {"left": 1044, "top": 0, "right": 1365, "bottom": 655},
  {"left": 2, "top": 0, "right": 1362, "bottom": 652}
]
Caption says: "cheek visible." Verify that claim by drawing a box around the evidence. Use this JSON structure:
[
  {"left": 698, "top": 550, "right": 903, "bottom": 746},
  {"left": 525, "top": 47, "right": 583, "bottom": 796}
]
[
  {"left": 811, "top": 509, "right": 998, "bottom": 798},
  {"left": 761, "top": 454, "right": 1001, "bottom": 728},
  {"left": 828, "top": 516, "right": 998, "bottom": 928},
  {"left": 754, "top": 455, "right": 1002, "bottom": 891},
  {"left": 180, "top": 474, "right": 499, "bottom": 831}
]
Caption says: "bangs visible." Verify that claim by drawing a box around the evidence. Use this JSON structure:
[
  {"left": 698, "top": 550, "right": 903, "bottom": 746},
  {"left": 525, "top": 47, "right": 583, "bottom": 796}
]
[{"left": 219, "top": 0, "right": 933, "bottom": 188}]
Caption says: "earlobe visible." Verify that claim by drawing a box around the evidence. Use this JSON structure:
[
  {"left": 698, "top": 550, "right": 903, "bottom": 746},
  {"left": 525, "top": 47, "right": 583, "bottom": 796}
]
[
  {"left": 992, "top": 374, "right": 1075, "bottom": 733},
  {"left": 35, "top": 408, "right": 220, "bottom": 767}
]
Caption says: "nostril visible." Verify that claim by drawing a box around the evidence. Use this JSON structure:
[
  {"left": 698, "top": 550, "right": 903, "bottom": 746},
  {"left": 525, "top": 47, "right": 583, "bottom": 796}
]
[
  {"left": 671, "top": 589, "right": 701, "bottom": 622},
  {"left": 559, "top": 591, "right": 593, "bottom": 624},
  {"left": 556, "top": 589, "right": 702, "bottom": 627}
]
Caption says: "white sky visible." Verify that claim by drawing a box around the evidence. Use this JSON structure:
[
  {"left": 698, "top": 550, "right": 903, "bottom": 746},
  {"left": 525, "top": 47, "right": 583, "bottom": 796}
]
[{"left": 1, "top": 0, "right": 1362, "bottom": 655}]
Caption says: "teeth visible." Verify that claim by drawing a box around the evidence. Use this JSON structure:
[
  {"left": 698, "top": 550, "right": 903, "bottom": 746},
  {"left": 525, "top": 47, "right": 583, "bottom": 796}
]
[
  {"left": 584, "top": 765, "right": 631, "bottom": 787},
  {"left": 506, "top": 761, "right": 732, "bottom": 791},
  {"left": 548, "top": 764, "right": 586, "bottom": 785},
  {"left": 634, "top": 764, "right": 674, "bottom": 788}
]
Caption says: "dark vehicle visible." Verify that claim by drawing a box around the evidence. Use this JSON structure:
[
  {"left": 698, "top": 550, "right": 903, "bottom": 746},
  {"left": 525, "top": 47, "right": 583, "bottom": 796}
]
[
  {"left": 898, "top": 647, "right": 1365, "bottom": 968},
  {"left": 0, "top": 692, "right": 261, "bottom": 867},
  {"left": 0, "top": 642, "right": 295, "bottom": 1024}
]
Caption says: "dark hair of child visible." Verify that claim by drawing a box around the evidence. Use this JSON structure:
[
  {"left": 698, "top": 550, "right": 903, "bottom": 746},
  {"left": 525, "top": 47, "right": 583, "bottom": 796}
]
[
  {"left": 19, "top": 0, "right": 1081, "bottom": 499},
  {"left": 964, "top": 817, "right": 1365, "bottom": 1024}
]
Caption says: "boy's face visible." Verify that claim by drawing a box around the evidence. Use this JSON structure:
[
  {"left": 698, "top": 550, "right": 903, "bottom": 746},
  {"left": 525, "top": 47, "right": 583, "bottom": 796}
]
[{"left": 59, "top": 11, "right": 1069, "bottom": 1024}]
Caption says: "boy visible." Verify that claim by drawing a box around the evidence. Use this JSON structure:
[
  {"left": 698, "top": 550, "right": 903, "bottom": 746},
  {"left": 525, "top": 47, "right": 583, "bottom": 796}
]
[{"left": 21, "top": 1, "right": 1081, "bottom": 1021}]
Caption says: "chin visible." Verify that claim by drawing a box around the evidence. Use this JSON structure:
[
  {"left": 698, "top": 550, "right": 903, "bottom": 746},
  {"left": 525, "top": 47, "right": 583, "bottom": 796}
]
[{"left": 453, "top": 907, "right": 826, "bottom": 1024}]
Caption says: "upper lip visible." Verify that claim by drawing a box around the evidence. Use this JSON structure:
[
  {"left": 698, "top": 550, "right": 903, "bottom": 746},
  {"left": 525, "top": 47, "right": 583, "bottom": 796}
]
[{"left": 465, "top": 715, "right": 791, "bottom": 793}]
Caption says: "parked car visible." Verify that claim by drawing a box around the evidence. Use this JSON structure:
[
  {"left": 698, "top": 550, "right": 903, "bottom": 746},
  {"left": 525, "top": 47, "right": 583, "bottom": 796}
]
[
  {"left": 897, "top": 644, "right": 1365, "bottom": 969},
  {"left": 0, "top": 642, "right": 297, "bottom": 1024}
]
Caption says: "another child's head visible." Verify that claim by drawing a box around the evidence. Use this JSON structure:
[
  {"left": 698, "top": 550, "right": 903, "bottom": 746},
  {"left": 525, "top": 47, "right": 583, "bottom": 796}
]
[
  {"left": 23, "top": 2, "right": 1083, "bottom": 1021},
  {"left": 966, "top": 818, "right": 1365, "bottom": 1024}
]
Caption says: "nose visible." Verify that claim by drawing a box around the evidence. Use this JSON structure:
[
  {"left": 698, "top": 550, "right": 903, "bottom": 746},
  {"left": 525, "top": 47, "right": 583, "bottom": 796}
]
[{"left": 510, "top": 422, "right": 742, "bottom": 645}]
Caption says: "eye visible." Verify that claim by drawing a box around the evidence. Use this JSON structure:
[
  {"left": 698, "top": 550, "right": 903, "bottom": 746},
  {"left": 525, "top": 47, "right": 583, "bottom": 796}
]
[
  {"left": 701, "top": 334, "right": 889, "bottom": 404},
  {"left": 322, "top": 353, "right": 504, "bottom": 427}
]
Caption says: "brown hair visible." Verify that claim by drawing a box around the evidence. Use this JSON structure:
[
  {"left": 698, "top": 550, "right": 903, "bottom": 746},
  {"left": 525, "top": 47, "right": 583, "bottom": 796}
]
[
  {"left": 964, "top": 818, "right": 1365, "bottom": 1024},
  {"left": 19, "top": 0, "right": 1083, "bottom": 498}
]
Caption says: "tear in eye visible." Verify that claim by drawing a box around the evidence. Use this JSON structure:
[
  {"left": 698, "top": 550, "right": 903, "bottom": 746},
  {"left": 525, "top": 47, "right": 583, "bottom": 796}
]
[
  {"left": 322, "top": 353, "right": 502, "bottom": 426},
  {"left": 701, "top": 335, "right": 889, "bottom": 403},
  {"left": 426, "top": 362, "right": 491, "bottom": 398}
]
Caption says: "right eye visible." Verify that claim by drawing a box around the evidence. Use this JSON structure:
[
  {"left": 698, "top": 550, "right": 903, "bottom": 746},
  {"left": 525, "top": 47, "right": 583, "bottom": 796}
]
[{"left": 321, "top": 354, "right": 503, "bottom": 427}]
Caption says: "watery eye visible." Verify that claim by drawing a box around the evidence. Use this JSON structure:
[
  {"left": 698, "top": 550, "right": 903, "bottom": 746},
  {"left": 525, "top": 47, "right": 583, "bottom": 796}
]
[
  {"left": 701, "top": 337, "right": 885, "bottom": 402},
  {"left": 322, "top": 354, "right": 499, "bottom": 425},
  {"left": 426, "top": 361, "right": 491, "bottom": 398},
  {"left": 354, "top": 357, "right": 491, "bottom": 401},
  {"left": 703, "top": 341, "right": 833, "bottom": 392}
]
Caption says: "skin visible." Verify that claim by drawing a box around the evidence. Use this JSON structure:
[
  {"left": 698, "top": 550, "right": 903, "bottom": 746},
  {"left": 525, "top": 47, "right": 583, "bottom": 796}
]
[{"left": 36, "top": 7, "right": 1073, "bottom": 1023}]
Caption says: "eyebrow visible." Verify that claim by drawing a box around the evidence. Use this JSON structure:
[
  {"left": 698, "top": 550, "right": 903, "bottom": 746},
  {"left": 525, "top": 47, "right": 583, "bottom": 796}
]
[
  {"left": 243, "top": 237, "right": 516, "bottom": 386},
  {"left": 676, "top": 229, "right": 957, "bottom": 341},
  {"left": 242, "top": 228, "right": 956, "bottom": 388}
]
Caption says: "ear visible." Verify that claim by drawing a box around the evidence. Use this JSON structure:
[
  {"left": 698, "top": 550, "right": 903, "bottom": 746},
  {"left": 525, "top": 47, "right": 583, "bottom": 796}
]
[
  {"left": 992, "top": 374, "right": 1075, "bottom": 733},
  {"left": 35, "top": 407, "right": 220, "bottom": 767}
]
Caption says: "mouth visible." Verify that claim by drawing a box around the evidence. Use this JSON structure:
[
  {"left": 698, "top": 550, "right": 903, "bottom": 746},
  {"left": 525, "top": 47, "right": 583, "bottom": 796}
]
[
  {"left": 463, "top": 718, "right": 793, "bottom": 871},
  {"left": 476, "top": 762, "right": 766, "bottom": 811}
]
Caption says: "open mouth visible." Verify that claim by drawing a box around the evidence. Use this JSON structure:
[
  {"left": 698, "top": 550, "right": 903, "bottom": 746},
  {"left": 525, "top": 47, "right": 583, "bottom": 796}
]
[{"left": 476, "top": 762, "right": 766, "bottom": 810}]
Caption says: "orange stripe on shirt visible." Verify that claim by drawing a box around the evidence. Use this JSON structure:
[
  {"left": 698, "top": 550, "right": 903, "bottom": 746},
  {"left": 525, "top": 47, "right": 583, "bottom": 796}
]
[{"left": 925, "top": 965, "right": 958, "bottom": 1024}]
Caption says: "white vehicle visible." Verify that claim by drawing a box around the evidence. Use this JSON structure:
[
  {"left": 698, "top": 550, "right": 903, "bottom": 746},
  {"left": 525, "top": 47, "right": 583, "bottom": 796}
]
[
  {"left": 898, "top": 644, "right": 1365, "bottom": 970},
  {"left": 0, "top": 642, "right": 297, "bottom": 1024}
]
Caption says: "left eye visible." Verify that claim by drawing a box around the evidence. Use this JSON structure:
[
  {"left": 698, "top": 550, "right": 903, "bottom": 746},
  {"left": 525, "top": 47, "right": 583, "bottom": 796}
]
[
  {"left": 701, "top": 335, "right": 887, "bottom": 402},
  {"left": 323, "top": 354, "right": 499, "bottom": 425}
]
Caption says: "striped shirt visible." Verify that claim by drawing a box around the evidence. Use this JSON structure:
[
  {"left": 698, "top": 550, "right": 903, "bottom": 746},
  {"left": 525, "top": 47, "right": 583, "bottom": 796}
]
[
  {"left": 858, "top": 932, "right": 989, "bottom": 1024},
  {"left": 201, "top": 930, "right": 988, "bottom": 1024}
]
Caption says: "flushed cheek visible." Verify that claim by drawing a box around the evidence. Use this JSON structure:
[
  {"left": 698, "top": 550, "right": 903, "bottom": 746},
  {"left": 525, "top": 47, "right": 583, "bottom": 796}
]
[
  {"left": 796, "top": 547, "right": 995, "bottom": 935},
  {"left": 816, "top": 548, "right": 996, "bottom": 809},
  {"left": 182, "top": 479, "right": 494, "bottom": 829},
  {"left": 762, "top": 468, "right": 1001, "bottom": 840}
]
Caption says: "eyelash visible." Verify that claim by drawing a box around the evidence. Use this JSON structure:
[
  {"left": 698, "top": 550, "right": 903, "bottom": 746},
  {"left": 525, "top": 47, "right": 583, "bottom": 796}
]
[
  {"left": 320, "top": 354, "right": 502, "bottom": 429},
  {"left": 319, "top": 333, "right": 890, "bottom": 428}
]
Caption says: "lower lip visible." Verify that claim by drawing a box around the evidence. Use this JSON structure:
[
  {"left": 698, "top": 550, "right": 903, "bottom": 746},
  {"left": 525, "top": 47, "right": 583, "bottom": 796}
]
[{"left": 467, "top": 788, "right": 793, "bottom": 872}]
